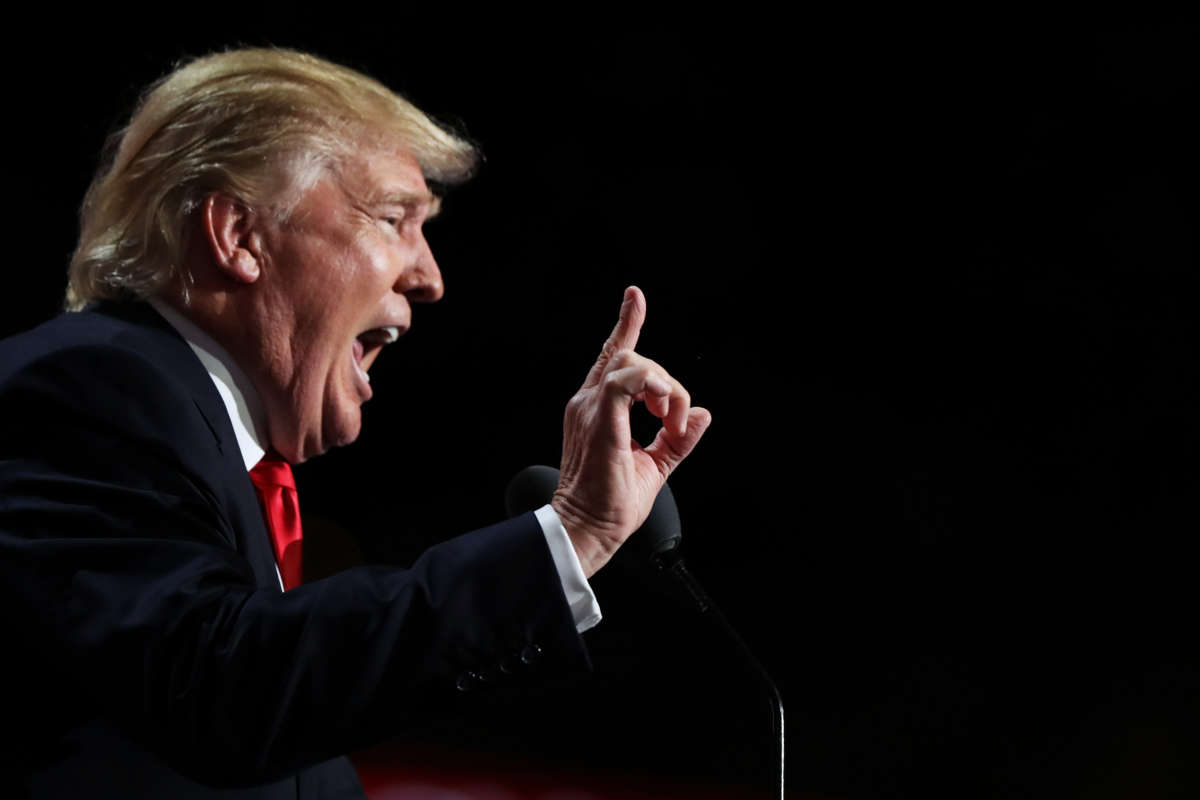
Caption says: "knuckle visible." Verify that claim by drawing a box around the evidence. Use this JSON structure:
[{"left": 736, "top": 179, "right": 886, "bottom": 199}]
[
  {"left": 610, "top": 348, "right": 633, "bottom": 368},
  {"left": 602, "top": 371, "right": 625, "bottom": 392}
]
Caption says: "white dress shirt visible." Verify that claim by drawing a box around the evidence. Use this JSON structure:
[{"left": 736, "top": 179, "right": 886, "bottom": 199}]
[{"left": 148, "top": 299, "right": 601, "bottom": 633}]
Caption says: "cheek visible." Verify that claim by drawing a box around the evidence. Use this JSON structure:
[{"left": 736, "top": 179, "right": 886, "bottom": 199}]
[
  {"left": 330, "top": 241, "right": 392, "bottom": 302},
  {"left": 293, "top": 254, "right": 360, "bottom": 337},
  {"left": 357, "top": 242, "right": 398, "bottom": 289}
]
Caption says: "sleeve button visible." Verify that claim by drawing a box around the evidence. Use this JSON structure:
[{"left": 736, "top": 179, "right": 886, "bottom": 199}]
[{"left": 520, "top": 644, "right": 543, "bottom": 665}]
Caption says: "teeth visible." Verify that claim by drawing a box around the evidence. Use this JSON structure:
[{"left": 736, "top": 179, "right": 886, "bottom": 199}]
[
  {"left": 352, "top": 351, "right": 370, "bottom": 383},
  {"left": 360, "top": 326, "right": 400, "bottom": 345}
]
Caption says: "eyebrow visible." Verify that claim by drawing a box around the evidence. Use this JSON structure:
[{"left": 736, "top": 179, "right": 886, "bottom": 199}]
[{"left": 373, "top": 190, "right": 442, "bottom": 219}]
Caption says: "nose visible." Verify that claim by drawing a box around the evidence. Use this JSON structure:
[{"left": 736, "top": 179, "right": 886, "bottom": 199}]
[{"left": 395, "top": 233, "right": 444, "bottom": 303}]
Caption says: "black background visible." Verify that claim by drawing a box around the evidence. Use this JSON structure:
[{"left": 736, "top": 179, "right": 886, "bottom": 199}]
[{"left": 3, "top": 13, "right": 1197, "bottom": 799}]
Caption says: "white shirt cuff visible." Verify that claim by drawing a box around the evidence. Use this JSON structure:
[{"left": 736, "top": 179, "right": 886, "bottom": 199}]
[{"left": 534, "top": 504, "right": 602, "bottom": 633}]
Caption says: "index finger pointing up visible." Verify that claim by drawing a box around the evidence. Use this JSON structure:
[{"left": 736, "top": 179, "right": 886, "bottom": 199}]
[{"left": 584, "top": 286, "right": 646, "bottom": 388}]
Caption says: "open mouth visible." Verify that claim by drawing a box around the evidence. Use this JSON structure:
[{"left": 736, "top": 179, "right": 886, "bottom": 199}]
[{"left": 352, "top": 326, "right": 401, "bottom": 383}]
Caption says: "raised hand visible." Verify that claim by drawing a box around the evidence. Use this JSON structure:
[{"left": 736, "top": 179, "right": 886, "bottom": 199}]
[{"left": 553, "top": 287, "right": 711, "bottom": 577}]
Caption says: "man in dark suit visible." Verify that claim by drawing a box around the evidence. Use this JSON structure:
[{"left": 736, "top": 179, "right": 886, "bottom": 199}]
[{"left": 0, "top": 48, "right": 710, "bottom": 798}]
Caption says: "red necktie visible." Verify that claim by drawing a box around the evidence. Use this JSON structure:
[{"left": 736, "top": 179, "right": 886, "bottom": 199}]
[{"left": 249, "top": 451, "right": 303, "bottom": 590}]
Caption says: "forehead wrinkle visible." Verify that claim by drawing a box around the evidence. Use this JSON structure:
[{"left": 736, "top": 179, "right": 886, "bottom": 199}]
[{"left": 323, "top": 148, "right": 439, "bottom": 221}]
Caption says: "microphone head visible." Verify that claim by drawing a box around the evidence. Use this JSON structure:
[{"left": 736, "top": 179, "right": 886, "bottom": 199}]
[
  {"left": 505, "top": 465, "right": 682, "bottom": 560},
  {"left": 640, "top": 480, "right": 682, "bottom": 557},
  {"left": 505, "top": 465, "right": 562, "bottom": 517}
]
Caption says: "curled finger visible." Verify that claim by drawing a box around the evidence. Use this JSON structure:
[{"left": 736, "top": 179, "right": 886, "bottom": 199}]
[
  {"left": 664, "top": 381, "right": 692, "bottom": 438},
  {"left": 603, "top": 364, "right": 670, "bottom": 403}
]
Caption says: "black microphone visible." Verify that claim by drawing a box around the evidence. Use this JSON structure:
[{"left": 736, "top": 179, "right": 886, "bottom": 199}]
[
  {"left": 504, "top": 464, "right": 786, "bottom": 800},
  {"left": 503, "top": 464, "right": 558, "bottom": 516},
  {"left": 504, "top": 465, "right": 681, "bottom": 561}
]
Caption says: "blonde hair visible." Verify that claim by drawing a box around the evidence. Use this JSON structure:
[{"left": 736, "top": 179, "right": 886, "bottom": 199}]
[{"left": 65, "top": 48, "right": 477, "bottom": 310}]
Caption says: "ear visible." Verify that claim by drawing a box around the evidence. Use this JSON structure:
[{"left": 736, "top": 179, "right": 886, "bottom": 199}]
[{"left": 200, "top": 193, "right": 263, "bottom": 284}]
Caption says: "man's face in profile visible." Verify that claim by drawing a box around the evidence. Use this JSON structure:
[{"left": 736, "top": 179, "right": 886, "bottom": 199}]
[{"left": 250, "top": 144, "right": 444, "bottom": 463}]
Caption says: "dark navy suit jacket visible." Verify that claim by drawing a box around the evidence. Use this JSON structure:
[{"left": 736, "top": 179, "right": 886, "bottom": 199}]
[{"left": 0, "top": 302, "right": 588, "bottom": 798}]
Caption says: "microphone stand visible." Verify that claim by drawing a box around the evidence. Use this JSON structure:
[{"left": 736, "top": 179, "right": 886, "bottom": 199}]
[
  {"left": 653, "top": 547, "right": 785, "bottom": 800},
  {"left": 505, "top": 466, "right": 785, "bottom": 798}
]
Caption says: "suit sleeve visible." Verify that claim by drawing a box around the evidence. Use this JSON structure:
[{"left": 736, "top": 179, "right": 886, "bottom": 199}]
[{"left": 0, "top": 344, "right": 589, "bottom": 788}]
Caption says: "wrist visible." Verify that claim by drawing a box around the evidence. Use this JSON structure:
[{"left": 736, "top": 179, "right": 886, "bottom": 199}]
[{"left": 551, "top": 492, "right": 614, "bottom": 578}]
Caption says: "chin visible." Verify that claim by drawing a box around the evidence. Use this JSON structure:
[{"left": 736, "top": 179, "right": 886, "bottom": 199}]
[
  {"left": 320, "top": 408, "right": 364, "bottom": 454},
  {"left": 284, "top": 391, "right": 364, "bottom": 463}
]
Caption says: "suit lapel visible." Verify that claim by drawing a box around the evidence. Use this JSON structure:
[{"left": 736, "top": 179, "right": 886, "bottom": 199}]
[{"left": 97, "top": 302, "right": 283, "bottom": 592}]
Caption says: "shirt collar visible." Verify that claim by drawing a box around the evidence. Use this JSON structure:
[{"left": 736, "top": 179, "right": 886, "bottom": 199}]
[{"left": 148, "top": 297, "right": 269, "bottom": 470}]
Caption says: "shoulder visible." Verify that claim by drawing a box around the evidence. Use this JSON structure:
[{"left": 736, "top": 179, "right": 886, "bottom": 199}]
[
  {"left": 1, "top": 302, "right": 191, "bottom": 379},
  {"left": 0, "top": 304, "right": 230, "bottom": 503},
  {"left": 3, "top": 306, "right": 198, "bottom": 431}
]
